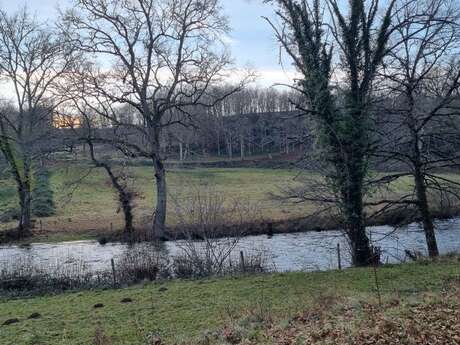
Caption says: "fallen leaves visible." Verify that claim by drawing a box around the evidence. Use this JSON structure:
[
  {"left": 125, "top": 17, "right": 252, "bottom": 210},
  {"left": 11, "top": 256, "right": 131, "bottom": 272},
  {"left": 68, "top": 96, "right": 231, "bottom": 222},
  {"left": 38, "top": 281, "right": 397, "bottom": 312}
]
[{"left": 263, "top": 288, "right": 460, "bottom": 345}]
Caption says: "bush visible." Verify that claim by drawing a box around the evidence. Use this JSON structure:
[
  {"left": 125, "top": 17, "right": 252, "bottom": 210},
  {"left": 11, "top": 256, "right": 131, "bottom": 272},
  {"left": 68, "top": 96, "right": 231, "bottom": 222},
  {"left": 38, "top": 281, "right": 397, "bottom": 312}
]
[
  {"left": 117, "top": 245, "right": 171, "bottom": 283},
  {"left": 0, "top": 256, "right": 112, "bottom": 296},
  {"left": 0, "top": 206, "right": 20, "bottom": 222},
  {"left": 32, "top": 169, "right": 56, "bottom": 217}
]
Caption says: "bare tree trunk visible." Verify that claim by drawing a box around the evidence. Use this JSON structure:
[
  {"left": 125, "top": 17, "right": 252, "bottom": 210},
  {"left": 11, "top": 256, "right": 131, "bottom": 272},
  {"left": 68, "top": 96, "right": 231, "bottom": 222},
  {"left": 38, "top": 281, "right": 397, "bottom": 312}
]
[
  {"left": 414, "top": 170, "right": 439, "bottom": 257},
  {"left": 179, "top": 142, "right": 183, "bottom": 161},
  {"left": 17, "top": 156, "right": 32, "bottom": 236},
  {"left": 240, "top": 134, "right": 244, "bottom": 160},
  {"left": 152, "top": 155, "right": 167, "bottom": 240},
  {"left": 413, "top": 143, "right": 439, "bottom": 257},
  {"left": 217, "top": 130, "right": 221, "bottom": 156},
  {"left": 227, "top": 138, "right": 233, "bottom": 159},
  {"left": 18, "top": 181, "right": 32, "bottom": 235},
  {"left": 285, "top": 135, "right": 289, "bottom": 154},
  {"left": 410, "top": 113, "right": 439, "bottom": 257},
  {"left": 104, "top": 167, "right": 134, "bottom": 239}
]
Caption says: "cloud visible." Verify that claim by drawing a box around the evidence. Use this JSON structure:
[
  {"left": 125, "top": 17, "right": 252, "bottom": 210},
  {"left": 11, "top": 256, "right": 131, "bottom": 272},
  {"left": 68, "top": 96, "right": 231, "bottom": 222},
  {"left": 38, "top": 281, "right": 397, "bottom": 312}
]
[
  {"left": 221, "top": 66, "right": 300, "bottom": 89},
  {"left": 255, "top": 68, "right": 300, "bottom": 87},
  {"left": 220, "top": 34, "right": 239, "bottom": 46}
]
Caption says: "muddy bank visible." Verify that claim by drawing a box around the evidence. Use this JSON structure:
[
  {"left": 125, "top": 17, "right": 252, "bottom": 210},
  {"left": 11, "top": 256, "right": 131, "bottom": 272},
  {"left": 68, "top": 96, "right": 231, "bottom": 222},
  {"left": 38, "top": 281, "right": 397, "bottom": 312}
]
[
  {"left": 97, "top": 205, "right": 460, "bottom": 244},
  {"left": 2, "top": 205, "right": 459, "bottom": 245}
]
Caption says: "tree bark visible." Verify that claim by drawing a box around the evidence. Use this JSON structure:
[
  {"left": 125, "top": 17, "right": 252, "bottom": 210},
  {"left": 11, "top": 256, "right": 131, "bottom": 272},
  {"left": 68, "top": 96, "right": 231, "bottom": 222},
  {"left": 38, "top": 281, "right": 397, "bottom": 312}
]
[
  {"left": 87, "top": 137, "right": 135, "bottom": 240},
  {"left": 120, "top": 194, "right": 134, "bottom": 240},
  {"left": 152, "top": 155, "right": 167, "bottom": 240},
  {"left": 414, "top": 166, "right": 439, "bottom": 257},
  {"left": 227, "top": 138, "right": 233, "bottom": 159},
  {"left": 18, "top": 181, "right": 32, "bottom": 235},
  {"left": 411, "top": 117, "right": 439, "bottom": 257},
  {"left": 17, "top": 156, "right": 33, "bottom": 236},
  {"left": 104, "top": 167, "right": 134, "bottom": 239},
  {"left": 240, "top": 134, "right": 244, "bottom": 160}
]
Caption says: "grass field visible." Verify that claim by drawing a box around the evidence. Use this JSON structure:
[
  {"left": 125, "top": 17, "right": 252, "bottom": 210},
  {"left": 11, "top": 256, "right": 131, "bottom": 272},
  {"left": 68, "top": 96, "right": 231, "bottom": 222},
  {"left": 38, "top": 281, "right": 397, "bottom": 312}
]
[
  {"left": 0, "top": 164, "right": 315, "bottom": 242},
  {"left": 1, "top": 257, "right": 459, "bottom": 344},
  {"left": 0, "top": 163, "right": 459, "bottom": 243}
]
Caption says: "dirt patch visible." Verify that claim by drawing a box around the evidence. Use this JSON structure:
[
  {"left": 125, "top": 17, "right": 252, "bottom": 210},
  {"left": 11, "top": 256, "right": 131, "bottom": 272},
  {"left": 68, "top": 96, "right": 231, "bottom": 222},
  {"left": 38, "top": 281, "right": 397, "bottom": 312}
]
[
  {"left": 2, "top": 318, "right": 19, "bottom": 326},
  {"left": 28, "top": 312, "right": 41, "bottom": 319}
]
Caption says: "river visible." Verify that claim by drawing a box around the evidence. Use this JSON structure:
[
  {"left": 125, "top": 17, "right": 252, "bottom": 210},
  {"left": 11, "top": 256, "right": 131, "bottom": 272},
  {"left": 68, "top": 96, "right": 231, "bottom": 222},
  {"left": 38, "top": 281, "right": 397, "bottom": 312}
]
[{"left": 1, "top": 218, "right": 460, "bottom": 273}]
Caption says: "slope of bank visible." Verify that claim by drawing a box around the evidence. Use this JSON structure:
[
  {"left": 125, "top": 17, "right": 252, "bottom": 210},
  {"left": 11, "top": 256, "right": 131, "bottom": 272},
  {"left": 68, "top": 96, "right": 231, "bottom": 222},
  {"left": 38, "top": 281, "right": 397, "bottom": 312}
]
[{"left": 1, "top": 256, "right": 459, "bottom": 344}]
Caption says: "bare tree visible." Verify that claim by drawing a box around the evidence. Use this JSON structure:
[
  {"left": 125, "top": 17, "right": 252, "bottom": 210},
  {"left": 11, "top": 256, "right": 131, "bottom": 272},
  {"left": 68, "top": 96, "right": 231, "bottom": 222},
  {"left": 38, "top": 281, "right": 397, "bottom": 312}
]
[
  {"left": 374, "top": 0, "right": 460, "bottom": 257},
  {"left": 61, "top": 0, "right": 248, "bottom": 239},
  {"left": 0, "top": 8, "right": 77, "bottom": 236},
  {"left": 57, "top": 95, "right": 139, "bottom": 240},
  {"left": 266, "top": 0, "right": 398, "bottom": 266}
]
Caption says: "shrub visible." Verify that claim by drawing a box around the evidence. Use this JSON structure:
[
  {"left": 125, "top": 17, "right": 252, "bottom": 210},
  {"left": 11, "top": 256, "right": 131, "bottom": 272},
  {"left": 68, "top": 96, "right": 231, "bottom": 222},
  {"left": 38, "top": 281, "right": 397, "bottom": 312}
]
[
  {"left": 117, "top": 245, "right": 171, "bottom": 283},
  {"left": 32, "top": 169, "right": 55, "bottom": 217}
]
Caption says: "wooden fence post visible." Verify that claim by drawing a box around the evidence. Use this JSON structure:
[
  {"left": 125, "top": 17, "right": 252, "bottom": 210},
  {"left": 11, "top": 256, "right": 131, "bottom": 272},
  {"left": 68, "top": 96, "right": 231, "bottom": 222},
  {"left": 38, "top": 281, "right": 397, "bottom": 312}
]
[
  {"left": 337, "top": 243, "right": 342, "bottom": 270},
  {"left": 111, "top": 258, "right": 117, "bottom": 287},
  {"left": 240, "top": 251, "right": 245, "bottom": 273}
]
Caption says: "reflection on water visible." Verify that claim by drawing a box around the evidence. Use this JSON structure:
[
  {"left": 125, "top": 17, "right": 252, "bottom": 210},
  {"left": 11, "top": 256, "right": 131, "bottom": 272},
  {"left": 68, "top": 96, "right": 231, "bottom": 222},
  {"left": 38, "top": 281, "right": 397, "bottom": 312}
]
[{"left": 1, "top": 218, "right": 460, "bottom": 273}]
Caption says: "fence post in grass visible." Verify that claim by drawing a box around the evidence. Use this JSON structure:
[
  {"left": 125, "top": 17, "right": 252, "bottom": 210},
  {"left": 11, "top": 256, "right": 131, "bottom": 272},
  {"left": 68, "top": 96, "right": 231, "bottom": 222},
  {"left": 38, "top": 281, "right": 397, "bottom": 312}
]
[
  {"left": 111, "top": 258, "right": 117, "bottom": 287},
  {"left": 240, "top": 251, "right": 245, "bottom": 273},
  {"left": 337, "top": 243, "right": 342, "bottom": 270}
]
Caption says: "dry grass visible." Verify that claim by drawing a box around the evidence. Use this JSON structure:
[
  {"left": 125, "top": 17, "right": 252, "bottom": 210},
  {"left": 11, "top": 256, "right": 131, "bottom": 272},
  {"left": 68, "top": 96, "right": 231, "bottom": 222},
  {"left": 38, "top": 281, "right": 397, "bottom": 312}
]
[{"left": 207, "top": 276, "right": 460, "bottom": 345}]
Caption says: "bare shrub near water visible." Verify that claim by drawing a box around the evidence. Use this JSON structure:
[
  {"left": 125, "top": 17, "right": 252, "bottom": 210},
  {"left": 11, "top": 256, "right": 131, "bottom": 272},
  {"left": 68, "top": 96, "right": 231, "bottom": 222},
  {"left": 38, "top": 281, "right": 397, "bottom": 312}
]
[
  {"left": 171, "top": 184, "right": 270, "bottom": 278},
  {"left": 0, "top": 256, "right": 112, "bottom": 296},
  {"left": 0, "top": 247, "right": 172, "bottom": 295},
  {"left": 116, "top": 245, "right": 171, "bottom": 283}
]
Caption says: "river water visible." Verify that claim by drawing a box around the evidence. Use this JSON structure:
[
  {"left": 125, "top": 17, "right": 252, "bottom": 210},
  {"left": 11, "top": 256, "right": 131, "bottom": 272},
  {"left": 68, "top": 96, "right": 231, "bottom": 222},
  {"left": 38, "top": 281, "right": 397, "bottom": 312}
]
[{"left": 1, "top": 218, "right": 460, "bottom": 273}]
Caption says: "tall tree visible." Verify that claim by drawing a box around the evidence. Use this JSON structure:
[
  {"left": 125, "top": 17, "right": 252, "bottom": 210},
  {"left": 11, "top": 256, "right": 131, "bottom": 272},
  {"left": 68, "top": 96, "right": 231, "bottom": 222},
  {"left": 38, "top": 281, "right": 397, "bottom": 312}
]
[
  {"left": 0, "top": 8, "right": 76, "bottom": 236},
  {"left": 375, "top": 0, "right": 460, "bottom": 257},
  {"left": 266, "top": 0, "right": 397, "bottom": 265},
  {"left": 62, "top": 0, "right": 247, "bottom": 239}
]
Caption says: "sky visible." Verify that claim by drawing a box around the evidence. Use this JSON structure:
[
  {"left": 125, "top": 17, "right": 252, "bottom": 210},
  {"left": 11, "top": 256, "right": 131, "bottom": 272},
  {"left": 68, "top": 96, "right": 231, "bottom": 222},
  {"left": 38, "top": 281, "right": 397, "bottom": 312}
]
[{"left": 1, "top": 0, "right": 297, "bottom": 87}]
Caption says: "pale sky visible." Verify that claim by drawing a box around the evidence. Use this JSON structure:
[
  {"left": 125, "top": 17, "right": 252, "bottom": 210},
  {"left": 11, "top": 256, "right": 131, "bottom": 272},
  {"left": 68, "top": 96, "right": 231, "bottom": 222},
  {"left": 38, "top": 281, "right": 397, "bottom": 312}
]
[{"left": 1, "top": 0, "right": 298, "bottom": 87}]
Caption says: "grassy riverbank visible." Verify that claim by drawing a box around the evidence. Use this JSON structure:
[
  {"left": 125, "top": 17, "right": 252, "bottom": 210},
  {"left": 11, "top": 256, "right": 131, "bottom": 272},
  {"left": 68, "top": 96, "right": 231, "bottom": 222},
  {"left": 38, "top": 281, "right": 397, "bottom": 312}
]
[
  {"left": 1, "top": 163, "right": 460, "bottom": 243},
  {"left": 1, "top": 256, "right": 459, "bottom": 344}
]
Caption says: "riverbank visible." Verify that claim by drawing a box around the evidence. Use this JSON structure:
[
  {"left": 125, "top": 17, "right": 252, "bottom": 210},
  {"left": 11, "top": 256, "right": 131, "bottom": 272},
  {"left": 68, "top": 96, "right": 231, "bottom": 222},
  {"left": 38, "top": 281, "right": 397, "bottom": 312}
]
[
  {"left": 1, "top": 256, "right": 459, "bottom": 344},
  {"left": 1, "top": 165, "right": 460, "bottom": 245},
  {"left": 2, "top": 204, "right": 460, "bottom": 245}
]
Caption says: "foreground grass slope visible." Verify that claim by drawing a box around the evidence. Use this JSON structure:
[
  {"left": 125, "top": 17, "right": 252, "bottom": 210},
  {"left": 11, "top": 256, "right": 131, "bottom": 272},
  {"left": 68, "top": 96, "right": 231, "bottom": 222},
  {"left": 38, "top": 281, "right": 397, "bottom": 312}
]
[{"left": 1, "top": 257, "right": 459, "bottom": 344}]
